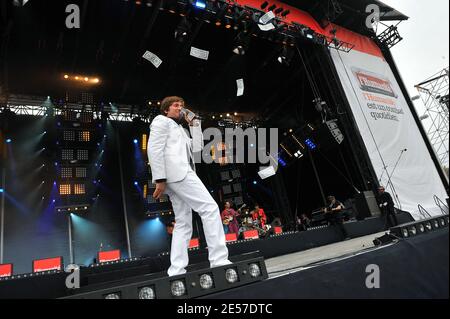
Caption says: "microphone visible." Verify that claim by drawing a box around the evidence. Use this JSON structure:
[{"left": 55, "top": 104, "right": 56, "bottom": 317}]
[{"left": 180, "top": 108, "right": 202, "bottom": 121}]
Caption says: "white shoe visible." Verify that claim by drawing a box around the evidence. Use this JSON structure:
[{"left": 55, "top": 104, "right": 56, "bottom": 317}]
[{"left": 210, "top": 260, "right": 232, "bottom": 268}]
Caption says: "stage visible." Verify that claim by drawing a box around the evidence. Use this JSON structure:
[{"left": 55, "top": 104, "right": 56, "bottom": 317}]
[
  {"left": 0, "top": 212, "right": 420, "bottom": 299},
  {"left": 202, "top": 228, "right": 449, "bottom": 299}
]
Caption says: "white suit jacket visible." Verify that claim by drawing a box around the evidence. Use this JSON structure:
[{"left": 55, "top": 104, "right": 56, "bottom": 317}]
[{"left": 147, "top": 115, "right": 204, "bottom": 183}]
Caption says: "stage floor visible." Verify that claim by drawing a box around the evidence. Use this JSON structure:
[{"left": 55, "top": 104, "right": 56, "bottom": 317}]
[{"left": 265, "top": 231, "right": 387, "bottom": 279}]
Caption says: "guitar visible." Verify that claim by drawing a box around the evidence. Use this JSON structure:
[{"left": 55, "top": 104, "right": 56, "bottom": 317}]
[{"left": 223, "top": 204, "right": 246, "bottom": 225}]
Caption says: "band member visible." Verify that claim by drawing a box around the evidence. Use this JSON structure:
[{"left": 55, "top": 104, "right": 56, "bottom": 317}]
[
  {"left": 325, "top": 195, "right": 349, "bottom": 239},
  {"left": 377, "top": 186, "right": 398, "bottom": 227},
  {"left": 148, "top": 96, "right": 231, "bottom": 276},
  {"left": 296, "top": 213, "right": 311, "bottom": 231},
  {"left": 221, "top": 201, "right": 240, "bottom": 234},
  {"left": 252, "top": 203, "right": 267, "bottom": 228}
]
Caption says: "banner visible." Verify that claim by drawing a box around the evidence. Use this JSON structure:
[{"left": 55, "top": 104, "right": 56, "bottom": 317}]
[{"left": 330, "top": 27, "right": 447, "bottom": 219}]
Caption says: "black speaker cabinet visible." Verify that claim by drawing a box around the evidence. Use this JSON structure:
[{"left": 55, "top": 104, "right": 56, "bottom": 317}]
[{"left": 354, "top": 191, "right": 381, "bottom": 220}]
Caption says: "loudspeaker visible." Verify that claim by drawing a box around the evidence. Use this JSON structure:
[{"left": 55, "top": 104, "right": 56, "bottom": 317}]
[
  {"left": 373, "top": 233, "right": 395, "bottom": 246},
  {"left": 354, "top": 191, "right": 381, "bottom": 220}
]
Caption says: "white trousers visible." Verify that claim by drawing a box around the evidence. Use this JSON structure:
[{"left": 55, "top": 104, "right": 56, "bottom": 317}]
[{"left": 165, "top": 170, "right": 231, "bottom": 276}]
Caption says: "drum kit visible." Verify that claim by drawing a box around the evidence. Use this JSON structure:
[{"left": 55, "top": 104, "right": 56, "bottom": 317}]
[{"left": 238, "top": 209, "right": 268, "bottom": 236}]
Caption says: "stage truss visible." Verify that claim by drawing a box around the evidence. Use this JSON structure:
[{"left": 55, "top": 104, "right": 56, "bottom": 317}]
[{"left": 415, "top": 67, "right": 449, "bottom": 167}]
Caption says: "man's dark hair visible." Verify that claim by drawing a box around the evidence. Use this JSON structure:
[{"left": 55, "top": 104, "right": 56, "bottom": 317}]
[{"left": 160, "top": 96, "right": 184, "bottom": 115}]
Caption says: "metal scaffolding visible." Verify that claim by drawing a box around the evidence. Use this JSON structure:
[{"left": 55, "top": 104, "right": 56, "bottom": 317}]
[{"left": 415, "top": 67, "right": 449, "bottom": 167}]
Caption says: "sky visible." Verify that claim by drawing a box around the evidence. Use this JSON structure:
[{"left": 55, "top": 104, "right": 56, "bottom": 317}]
[{"left": 381, "top": 0, "right": 449, "bottom": 115}]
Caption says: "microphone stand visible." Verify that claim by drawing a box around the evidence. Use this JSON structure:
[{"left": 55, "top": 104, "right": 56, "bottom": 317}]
[{"left": 385, "top": 149, "right": 407, "bottom": 210}]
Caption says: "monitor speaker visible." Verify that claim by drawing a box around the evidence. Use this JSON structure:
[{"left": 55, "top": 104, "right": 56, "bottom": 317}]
[{"left": 354, "top": 191, "right": 381, "bottom": 220}]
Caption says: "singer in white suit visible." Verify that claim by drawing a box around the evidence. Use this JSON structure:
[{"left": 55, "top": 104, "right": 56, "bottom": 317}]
[{"left": 147, "top": 96, "right": 231, "bottom": 276}]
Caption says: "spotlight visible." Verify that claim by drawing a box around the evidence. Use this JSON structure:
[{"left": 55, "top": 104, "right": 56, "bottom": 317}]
[
  {"left": 274, "top": 7, "right": 283, "bottom": 15},
  {"left": 401, "top": 228, "right": 409, "bottom": 238},
  {"left": 225, "top": 268, "right": 239, "bottom": 283},
  {"left": 439, "top": 218, "right": 445, "bottom": 227},
  {"left": 171, "top": 280, "right": 186, "bottom": 297},
  {"left": 0, "top": 188, "right": 4, "bottom": 193},
  {"left": 232, "top": 32, "right": 250, "bottom": 55},
  {"left": 277, "top": 45, "right": 294, "bottom": 66},
  {"left": 418, "top": 224, "right": 425, "bottom": 233},
  {"left": 133, "top": 139, "right": 138, "bottom": 144},
  {"left": 199, "top": 274, "right": 214, "bottom": 289},
  {"left": 253, "top": 181, "right": 257, "bottom": 185},
  {"left": 248, "top": 263, "right": 261, "bottom": 278},
  {"left": 193, "top": 0, "right": 206, "bottom": 9},
  {"left": 64, "top": 75, "right": 69, "bottom": 79},
  {"left": 281, "top": 10, "right": 290, "bottom": 17},
  {"left": 84, "top": 77, "right": 89, "bottom": 82},
  {"left": 425, "top": 221, "right": 432, "bottom": 231},
  {"left": 408, "top": 226, "right": 417, "bottom": 236},
  {"left": 134, "top": 181, "right": 138, "bottom": 186},
  {"left": 175, "top": 17, "right": 191, "bottom": 42},
  {"left": 433, "top": 220, "right": 439, "bottom": 228},
  {"left": 5, "top": 139, "right": 12, "bottom": 143},
  {"left": 138, "top": 287, "right": 155, "bottom": 299}
]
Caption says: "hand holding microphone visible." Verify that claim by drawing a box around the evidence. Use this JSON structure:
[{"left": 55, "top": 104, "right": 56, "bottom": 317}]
[{"left": 180, "top": 108, "right": 201, "bottom": 126}]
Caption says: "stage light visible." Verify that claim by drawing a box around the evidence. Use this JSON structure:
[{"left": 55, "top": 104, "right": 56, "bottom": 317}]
[
  {"left": 439, "top": 218, "right": 445, "bottom": 227},
  {"left": 225, "top": 268, "right": 239, "bottom": 283},
  {"left": 253, "top": 181, "right": 257, "bottom": 185},
  {"left": 248, "top": 263, "right": 261, "bottom": 278},
  {"left": 199, "top": 274, "right": 214, "bottom": 290},
  {"left": 193, "top": 0, "right": 206, "bottom": 9},
  {"left": 104, "top": 293, "right": 120, "bottom": 299},
  {"left": 171, "top": 280, "right": 186, "bottom": 297},
  {"left": 134, "top": 181, "right": 138, "bottom": 186},
  {"left": 226, "top": 113, "right": 230, "bottom": 117},
  {"left": 138, "top": 287, "right": 155, "bottom": 299},
  {"left": 281, "top": 10, "right": 290, "bottom": 17},
  {"left": 433, "top": 220, "right": 439, "bottom": 228},
  {"left": 234, "top": 112, "right": 237, "bottom": 116},
  {"left": 93, "top": 78, "right": 99, "bottom": 83},
  {"left": 274, "top": 7, "right": 283, "bottom": 14},
  {"left": 75, "top": 76, "right": 79, "bottom": 80},
  {"left": 418, "top": 224, "right": 425, "bottom": 233},
  {"left": 305, "top": 138, "right": 317, "bottom": 150},
  {"left": 64, "top": 75, "right": 69, "bottom": 79},
  {"left": 5, "top": 139, "right": 11, "bottom": 143},
  {"left": 133, "top": 139, "right": 138, "bottom": 144},
  {"left": 401, "top": 228, "right": 409, "bottom": 238},
  {"left": 408, "top": 226, "right": 417, "bottom": 236},
  {"left": 175, "top": 17, "right": 191, "bottom": 42},
  {"left": 0, "top": 189, "right": 4, "bottom": 193},
  {"left": 425, "top": 221, "right": 432, "bottom": 231},
  {"left": 84, "top": 77, "right": 89, "bottom": 82},
  {"left": 277, "top": 45, "right": 294, "bottom": 66}
]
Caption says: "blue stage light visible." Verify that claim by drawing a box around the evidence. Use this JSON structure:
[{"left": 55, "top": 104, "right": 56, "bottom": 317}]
[
  {"left": 305, "top": 138, "right": 317, "bottom": 150},
  {"left": 193, "top": 0, "right": 206, "bottom": 9},
  {"left": 0, "top": 188, "right": 4, "bottom": 193},
  {"left": 6, "top": 139, "right": 12, "bottom": 143},
  {"left": 133, "top": 139, "right": 138, "bottom": 144},
  {"left": 253, "top": 181, "right": 257, "bottom": 185},
  {"left": 134, "top": 181, "right": 138, "bottom": 186}
]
